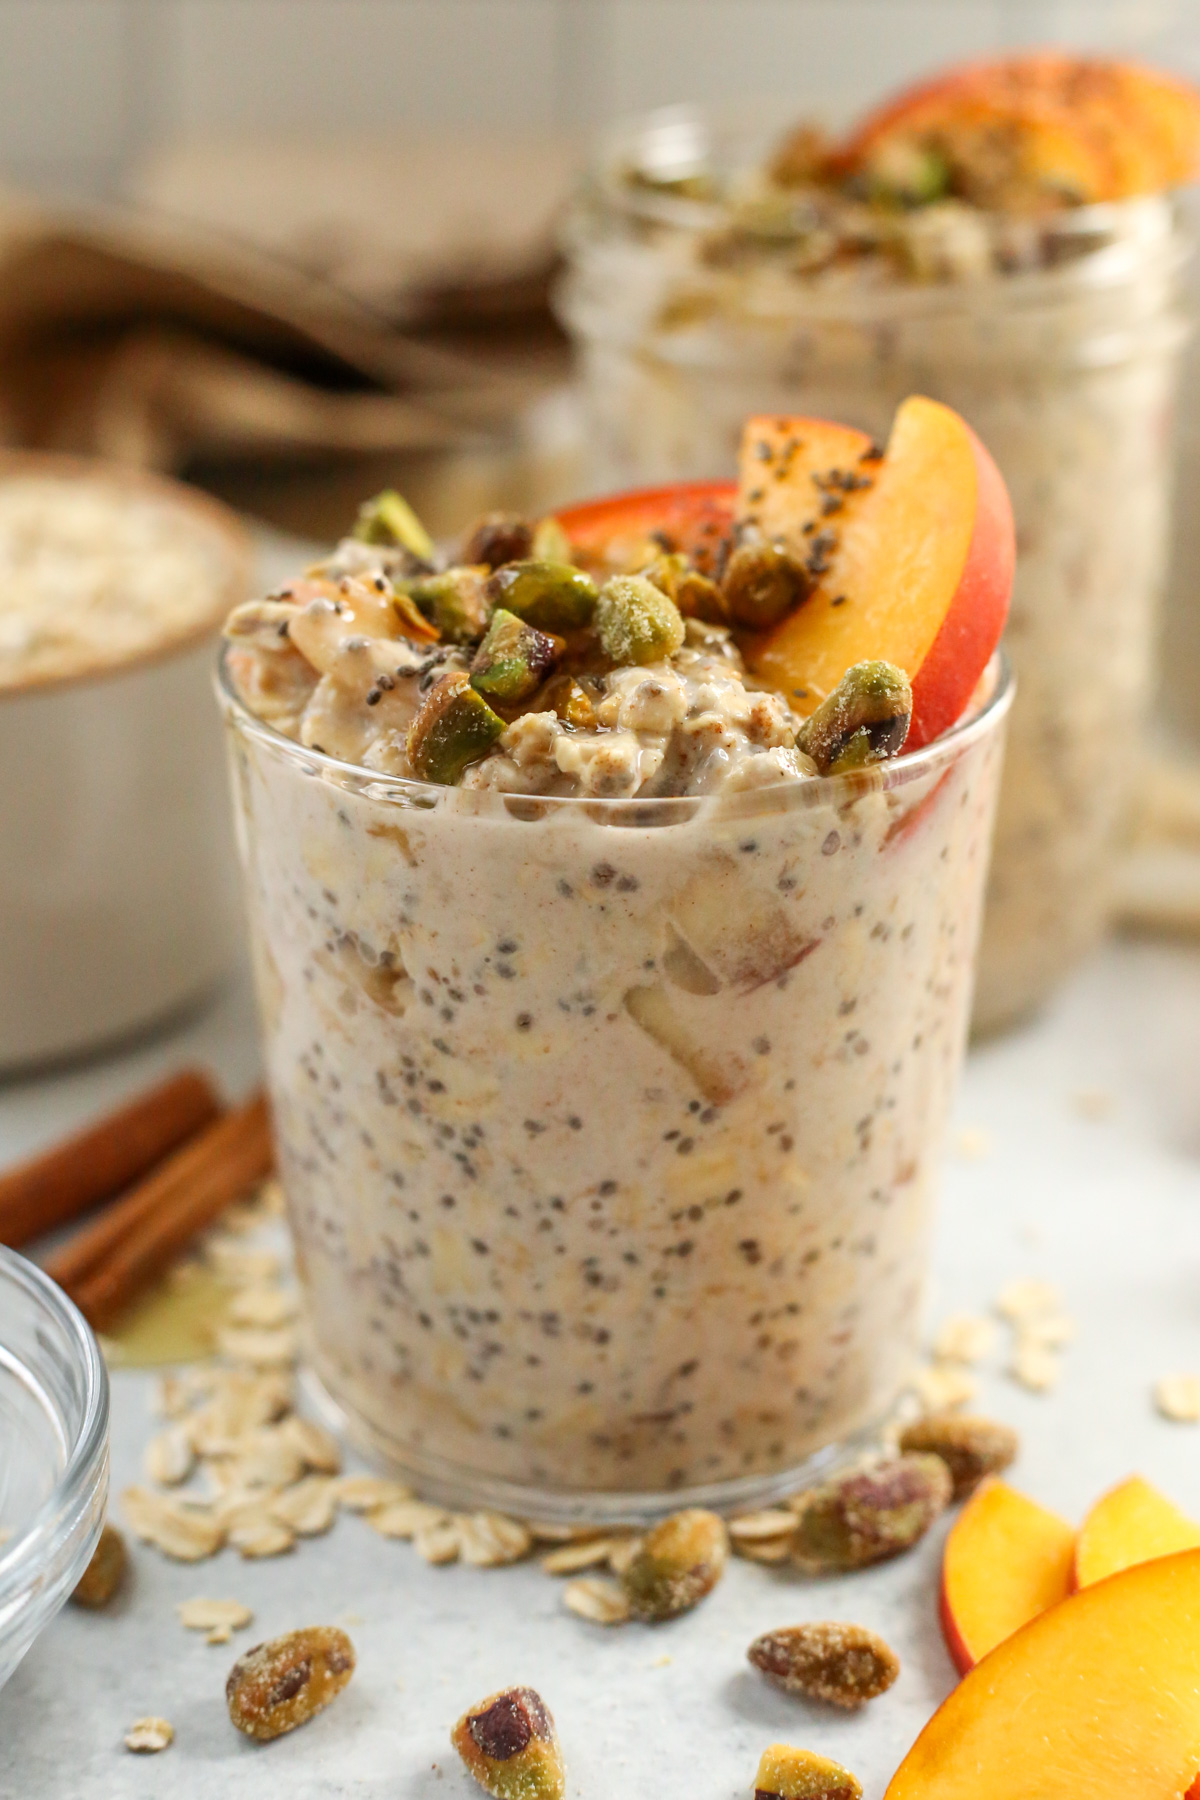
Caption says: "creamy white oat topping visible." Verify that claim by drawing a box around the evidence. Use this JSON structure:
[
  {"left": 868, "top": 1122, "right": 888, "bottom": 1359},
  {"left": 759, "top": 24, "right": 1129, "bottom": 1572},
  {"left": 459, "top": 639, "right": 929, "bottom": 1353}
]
[
  {"left": 226, "top": 560, "right": 814, "bottom": 800},
  {"left": 0, "top": 474, "right": 240, "bottom": 691}
]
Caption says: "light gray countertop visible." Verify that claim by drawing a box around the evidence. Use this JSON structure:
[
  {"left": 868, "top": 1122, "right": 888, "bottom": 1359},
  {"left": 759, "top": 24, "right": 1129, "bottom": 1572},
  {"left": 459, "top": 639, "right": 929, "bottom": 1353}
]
[{"left": 3, "top": 935, "right": 1200, "bottom": 1799}]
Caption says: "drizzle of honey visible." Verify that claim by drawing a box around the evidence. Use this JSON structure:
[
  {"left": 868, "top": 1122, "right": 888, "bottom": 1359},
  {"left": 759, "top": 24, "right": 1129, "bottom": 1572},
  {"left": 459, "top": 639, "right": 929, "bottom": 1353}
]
[{"left": 98, "top": 1259, "right": 236, "bottom": 1368}]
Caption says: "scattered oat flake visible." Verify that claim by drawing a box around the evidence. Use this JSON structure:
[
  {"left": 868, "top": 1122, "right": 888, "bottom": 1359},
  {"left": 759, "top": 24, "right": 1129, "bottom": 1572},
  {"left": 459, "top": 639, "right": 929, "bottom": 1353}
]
[
  {"left": 122, "top": 1487, "right": 223, "bottom": 1562},
  {"left": 216, "top": 1323, "right": 298, "bottom": 1369},
  {"left": 144, "top": 1423, "right": 196, "bottom": 1487},
  {"left": 269, "top": 1475, "right": 337, "bottom": 1537},
  {"left": 124, "top": 1717, "right": 174, "bottom": 1753},
  {"left": 728, "top": 1509, "right": 798, "bottom": 1542},
  {"left": 954, "top": 1126, "right": 992, "bottom": 1160},
  {"left": 227, "top": 1284, "right": 298, "bottom": 1329},
  {"left": 228, "top": 1509, "right": 296, "bottom": 1558},
  {"left": 607, "top": 1535, "right": 644, "bottom": 1576},
  {"left": 564, "top": 1577, "right": 632, "bottom": 1624},
  {"left": 281, "top": 1413, "right": 342, "bottom": 1474},
  {"left": 1011, "top": 1343, "right": 1059, "bottom": 1392},
  {"left": 996, "top": 1278, "right": 1062, "bottom": 1323},
  {"left": 540, "top": 1535, "right": 626, "bottom": 1575},
  {"left": 458, "top": 1512, "right": 532, "bottom": 1567},
  {"left": 204, "top": 1240, "right": 281, "bottom": 1283},
  {"left": 933, "top": 1313, "right": 997, "bottom": 1366},
  {"left": 523, "top": 1520, "right": 604, "bottom": 1543},
  {"left": 367, "top": 1497, "right": 448, "bottom": 1540},
  {"left": 913, "top": 1365, "right": 976, "bottom": 1411},
  {"left": 1155, "top": 1374, "right": 1200, "bottom": 1422},
  {"left": 178, "top": 1598, "right": 253, "bottom": 1645},
  {"left": 1073, "top": 1088, "right": 1115, "bottom": 1120},
  {"left": 1018, "top": 1314, "right": 1075, "bottom": 1350},
  {"left": 414, "top": 1520, "right": 460, "bottom": 1564},
  {"left": 732, "top": 1533, "right": 795, "bottom": 1564},
  {"left": 335, "top": 1475, "right": 413, "bottom": 1512}
]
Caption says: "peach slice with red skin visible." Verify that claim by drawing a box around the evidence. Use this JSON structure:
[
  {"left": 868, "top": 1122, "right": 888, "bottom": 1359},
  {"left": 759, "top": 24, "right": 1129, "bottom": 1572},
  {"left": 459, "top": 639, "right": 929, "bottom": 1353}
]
[
  {"left": 1073, "top": 1474, "right": 1200, "bottom": 1590},
  {"left": 744, "top": 397, "right": 1014, "bottom": 749},
  {"left": 832, "top": 54, "right": 1200, "bottom": 207},
  {"left": 887, "top": 1548, "right": 1200, "bottom": 1799},
  {"left": 939, "top": 1478, "right": 1075, "bottom": 1674}
]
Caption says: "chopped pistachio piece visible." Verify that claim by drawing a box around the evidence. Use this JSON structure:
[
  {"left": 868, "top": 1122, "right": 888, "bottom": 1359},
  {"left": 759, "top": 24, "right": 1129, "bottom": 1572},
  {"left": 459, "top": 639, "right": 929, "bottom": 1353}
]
[
  {"left": 530, "top": 516, "right": 573, "bottom": 564},
  {"left": 225, "top": 1626, "right": 355, "bottom": 1741},
  {"left": 621, "top": 1507, "right": 728, "bottom": 1620},
  {"left": 722, "top": 539, "right": 811, "bottom": 629},
  {"left": 544, "top": 673, "right": 598, "bottom": 730},
  {"left": 407, "top": 673, "right": 505, "bottom": 785},
  {"left": 796, "top": 661, "right": 912, "bottom": 775},
  {"left": 471, "top": 608, "right": 562, "bottom": 703},
  {"left": 487, "top": 560, "right": 598, "bottom": 633},
  {"left": 792, "top": 1454, "right": 951, "bottom": 1572},
  {"left": 595, "top": 575, "right": 686, "bottom": 667},
  {"left": 898, "top": 1414, "right": 1019, "bottom": 1500},
  {"left": 71, "top": 1522, "right": 128, "bottom": 1609},
  {"left": 754, "top": 1742, "right": 863, "bottom": 1800},
  {"left": 402, "top": 567, "right": 490, "bottom": 643},
  {"left": 643, "top": 551, "right": 729, "bottom": 625},
  {"left": 463, "top": 512, "right": 534, "bottom": 571},
  {"left": 351, "top": 489, "right": 435, "bottom": 563},
  {"left": 451, "top": 1686, "right": 565, "bottom": 1800},
  {"left": 748, "top": 1621, "right": 900, "bottom": 1709},
  {"left": 865, "top": 140, "right": 952, "bottom": 208}
]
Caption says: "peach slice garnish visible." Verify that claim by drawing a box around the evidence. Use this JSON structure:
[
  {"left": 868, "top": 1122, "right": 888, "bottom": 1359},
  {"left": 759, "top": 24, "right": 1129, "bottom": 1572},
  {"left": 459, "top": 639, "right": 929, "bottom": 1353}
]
[
  {"left": 1073, "top": 1474, "right": 1200, "bottom": 1590},
  {"left": 832, "top": 53, "right": 1200, "bottom": 206},
  {"left": 939, "top": 1477, "right": 1075, "bottom": 1674},
  {"left": 744, "top": 396, "right": 1014, "bottom": 750},
  {"left": 887, "top": 1548, "right": 1200, "bottom": 1799}
]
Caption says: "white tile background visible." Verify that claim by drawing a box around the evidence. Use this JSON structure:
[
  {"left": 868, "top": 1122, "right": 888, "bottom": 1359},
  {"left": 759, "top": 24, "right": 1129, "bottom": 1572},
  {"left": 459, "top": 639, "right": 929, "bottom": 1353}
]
[{"left": 3, "top": 0, "right": 1200, "bottom": 198}]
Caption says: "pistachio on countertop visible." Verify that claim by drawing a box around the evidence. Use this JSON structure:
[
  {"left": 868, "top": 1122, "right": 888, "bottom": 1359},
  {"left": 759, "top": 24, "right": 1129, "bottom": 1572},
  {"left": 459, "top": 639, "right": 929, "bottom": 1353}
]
[
  {"left": 753, "top": 1742, "right": 863, "bottom": 1800},
  {"left": 451, "top": 1686, "right": 565, "bottom": 1800},
  {"left": 748, "top": 1621, "right": 900, "bottom": 1709},
  {"left": 898, "top": 1414, "right": 1019, "bottom": 1500},
  {"left": 791, "top": 1454, "right": 952, "bottom": 1571},
  {"left": 621, "top": 1507, "right": 728, "bottom": 1620}
]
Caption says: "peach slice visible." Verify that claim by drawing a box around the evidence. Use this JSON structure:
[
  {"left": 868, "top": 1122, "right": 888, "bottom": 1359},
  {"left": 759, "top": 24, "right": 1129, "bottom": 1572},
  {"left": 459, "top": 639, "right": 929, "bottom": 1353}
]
[
  {"left": 832, "top": 54, "right": 1200, "bottom": 208},
  {"left": 939, "top": 1478, "right": 1075, "bottom": 1674},
  {"left": 745, "top": 396, "right": 1014, "bottom": 749},
  {"left": 886, "top": 1548, "right": 1200, "bottom": 1799},
  {"left": 1074, "top": 1475, "right": 1200, "bottom": 1590}
]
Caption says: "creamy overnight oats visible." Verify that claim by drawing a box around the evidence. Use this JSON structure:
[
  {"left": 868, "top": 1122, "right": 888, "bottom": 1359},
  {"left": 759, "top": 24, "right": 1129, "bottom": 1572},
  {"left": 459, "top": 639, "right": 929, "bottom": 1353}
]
[
  {"left": 559, "top": 54, "right": 1199, "bottom": 1031},
  {"left": 221, "top": 399, "right": 1013, "bottom": 1515}
]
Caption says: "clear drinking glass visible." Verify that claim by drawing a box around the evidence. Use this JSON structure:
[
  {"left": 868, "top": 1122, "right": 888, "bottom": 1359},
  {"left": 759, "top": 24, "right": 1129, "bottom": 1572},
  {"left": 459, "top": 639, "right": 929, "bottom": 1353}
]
[
  {"left": 0, "top": 1248, "right": 109, "bottom": 1690},
  {"left": 557, "top": 107, "right": 1190, "bottom": 1033},
  {"left": 221, "top": 650, "right": 1011, "bottom": 1523}
]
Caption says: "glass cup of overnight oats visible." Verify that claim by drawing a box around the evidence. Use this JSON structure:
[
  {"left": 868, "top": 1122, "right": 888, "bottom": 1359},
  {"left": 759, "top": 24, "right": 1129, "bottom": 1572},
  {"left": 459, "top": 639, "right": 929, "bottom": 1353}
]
[
  {"left": 558, "top": 55, "right": 1199, "bottom": 1032},
  {"left": 219, "top": 413, "right": 1013, "bottom": 1521}
]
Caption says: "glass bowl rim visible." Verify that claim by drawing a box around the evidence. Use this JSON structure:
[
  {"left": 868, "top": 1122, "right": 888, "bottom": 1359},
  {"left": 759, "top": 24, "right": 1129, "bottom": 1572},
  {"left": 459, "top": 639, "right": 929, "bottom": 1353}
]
[
  {"left": 216, "top": 640, "right": 1013, "bottom": 820},
  {"left": 0, "top": 1246, "right": 110, "bottom": 1611}
]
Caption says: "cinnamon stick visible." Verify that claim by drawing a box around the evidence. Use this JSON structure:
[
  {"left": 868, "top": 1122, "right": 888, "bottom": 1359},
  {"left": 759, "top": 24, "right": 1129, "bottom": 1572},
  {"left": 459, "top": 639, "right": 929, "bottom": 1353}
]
[
  {"left": 0, "top": 1068, "right": 222, "bottom": 1249},
  {"left": 49, "top": 1092, "right": 274, "bottom": 1330}
]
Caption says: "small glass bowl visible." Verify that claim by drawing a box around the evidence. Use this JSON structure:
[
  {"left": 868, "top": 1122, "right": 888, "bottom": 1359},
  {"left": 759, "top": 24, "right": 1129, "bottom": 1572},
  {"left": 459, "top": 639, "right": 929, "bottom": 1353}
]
[{"left": 0, "top": 1246, "right": 109, "bottom": 1690}]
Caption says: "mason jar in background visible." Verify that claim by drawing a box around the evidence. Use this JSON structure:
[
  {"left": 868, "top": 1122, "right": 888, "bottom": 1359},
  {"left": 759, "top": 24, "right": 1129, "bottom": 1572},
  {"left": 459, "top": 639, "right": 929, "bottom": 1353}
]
[{"left": 557, "top": 108, "right": 1191, "bottom": 1034}]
